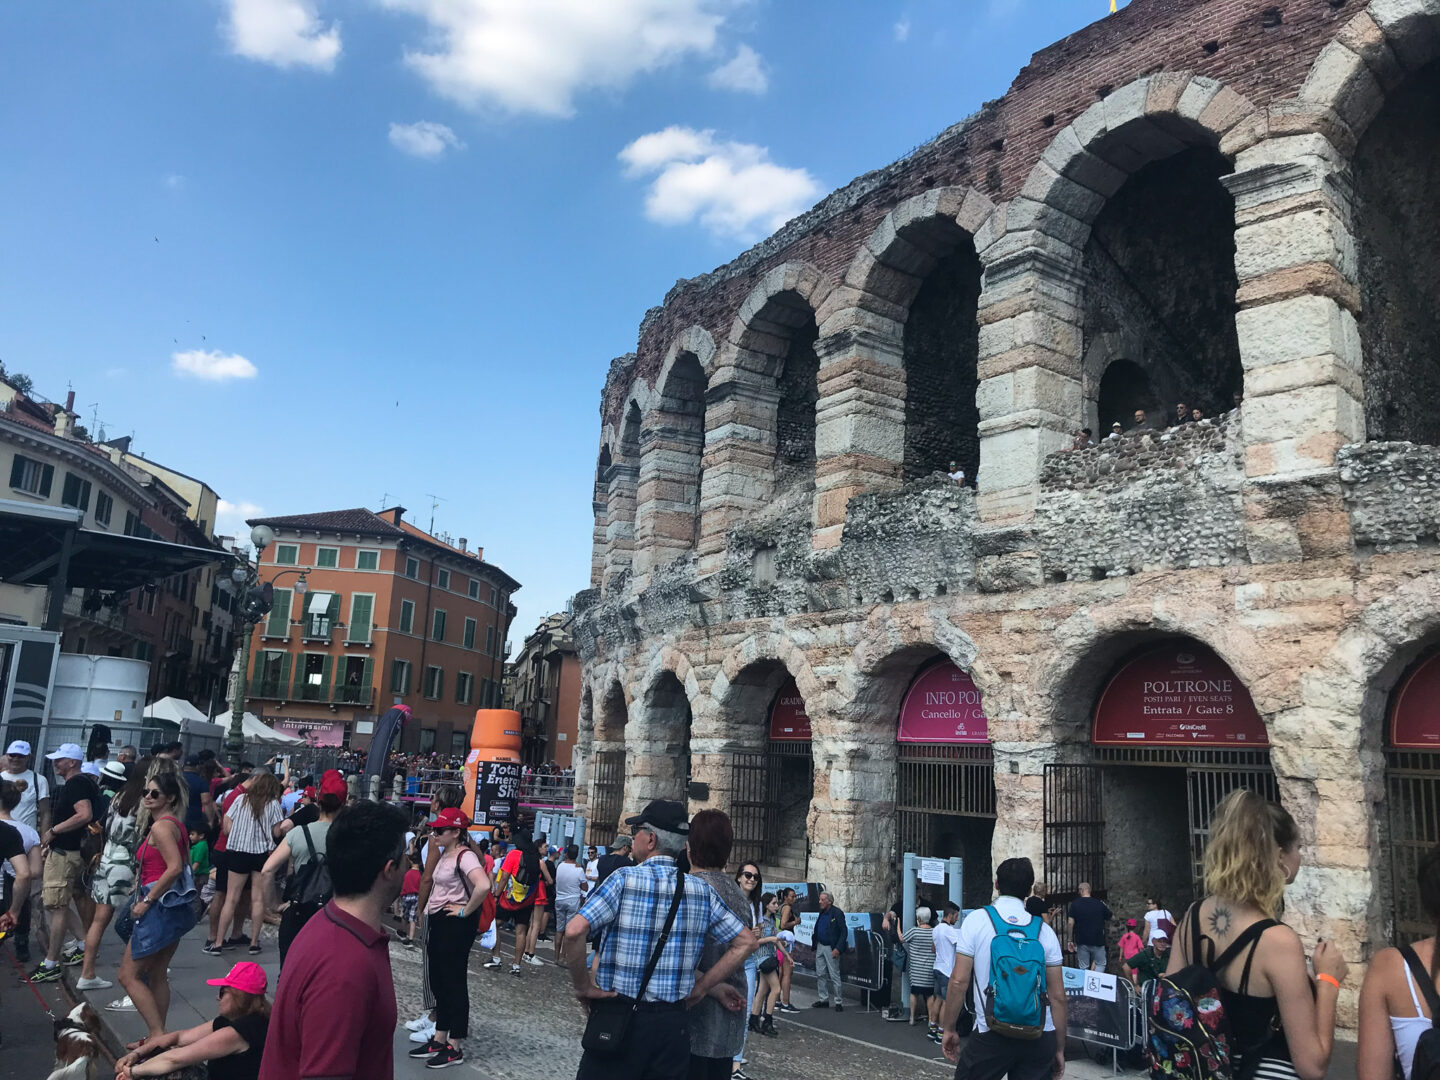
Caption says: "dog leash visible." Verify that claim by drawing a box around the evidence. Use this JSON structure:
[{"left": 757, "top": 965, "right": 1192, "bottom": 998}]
[{"left": 2, "top": 934, "right": 56, "bottom": 1014}]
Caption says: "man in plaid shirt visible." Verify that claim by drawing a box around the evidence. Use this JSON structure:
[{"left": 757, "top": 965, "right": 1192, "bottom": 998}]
[{"left": 564, "top": 800, "right": 756, "bottom": 1079}]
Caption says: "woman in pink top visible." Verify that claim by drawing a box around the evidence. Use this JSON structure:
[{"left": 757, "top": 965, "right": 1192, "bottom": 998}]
[
  {"left": 410, "top": 807, "right": 490, "bottom": 1071},
  {"left": 118, "top": 766, "right": 190, "bottom": 1038}
]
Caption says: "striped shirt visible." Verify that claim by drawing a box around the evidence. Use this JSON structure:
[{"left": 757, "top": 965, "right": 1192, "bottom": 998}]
[
  {"left": 225, "top": 796, "right": 283, "bottom": 854},
  {"left": 904, "top": 925, "right": 936, "bottom": 974},
  {"left": 579, "top": 856, "right": 748, "bottom": 1003}
]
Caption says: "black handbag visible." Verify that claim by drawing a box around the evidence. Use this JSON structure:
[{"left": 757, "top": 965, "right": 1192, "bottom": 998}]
[{"left": 581, "top": 869, "right": 686, "bottom": 1057}]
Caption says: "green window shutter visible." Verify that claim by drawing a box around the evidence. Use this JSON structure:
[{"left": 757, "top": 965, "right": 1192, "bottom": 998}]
[
  {"left": 400, "top": 600, "right": 413, "bottom": 634},
  {"left": 278, "top": 651, "right": 291, "bottom": 691},
  {"left": 39, "top": 463, "right": 54, "bottom": 497},
  {"left": 320, "top": 654, "right": 333, "bottom": 698},
  {"left": 357, "top": 550, "right": 378, "bottom": 571},
  {"left": 432, "top": 609, "right": 445, "bottom": 642},
  {"left": 293, "top": 655, "right": 309, "bottom": 697},
  {"left": 266, "top": 588, "right": 291, "bottom": 637},
  {"left": 361, "top": 657, "right": 373, "bottom": 690},
  {"left": 349, "top": 595, "right": 373, "bottom": 643},
  {"left": 252, "top": 650, "right": 268, "bottom": 682},
  {"left": 326, "top": 592, "right": 341, "bottom": 640},
  {"left": 8, "top": 457, "right": 23, "bottom": 489},
  {"left": 390, "top": 659, "right": 403, "bottom": 693},
  {"left": 464, "top": 618, "right": 476, "bottom": 649}
]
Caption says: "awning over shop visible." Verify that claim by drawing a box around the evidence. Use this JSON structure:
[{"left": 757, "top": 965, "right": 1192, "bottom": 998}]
[{"left": 0, "top": 497, "right": 223, "bottom": 593}]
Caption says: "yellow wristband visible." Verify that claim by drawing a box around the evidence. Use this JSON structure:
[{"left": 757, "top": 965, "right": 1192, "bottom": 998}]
[{"left": 1316, "top": 973, "right": 1341, "bottom": 989}]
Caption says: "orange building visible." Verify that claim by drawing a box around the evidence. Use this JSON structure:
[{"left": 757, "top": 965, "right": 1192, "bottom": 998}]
[{"left": 243, "top": 507, "right": 519, "bottom": 753}]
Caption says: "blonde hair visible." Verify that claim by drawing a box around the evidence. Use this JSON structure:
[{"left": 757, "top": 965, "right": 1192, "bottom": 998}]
[
  {"left": 135, "top": 758, "right": 187, "bottom": 839},
  {"left": 1203, "top": 789, "right": 1299, "bottom": 917}
]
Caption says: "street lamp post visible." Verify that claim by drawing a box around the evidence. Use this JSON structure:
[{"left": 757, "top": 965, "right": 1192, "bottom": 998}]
[{"left": 227, "top": 524, "right": 308, "bottom": 766}]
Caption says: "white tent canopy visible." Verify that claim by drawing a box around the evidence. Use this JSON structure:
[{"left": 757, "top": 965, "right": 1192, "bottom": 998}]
[
  {"left": 143, "top": 697, "right": 300, "bottom": 745},
  {"left": 241, "top": 712, "right": 303, "bottom": 745},
  {"left": 143, "top": 696, "right": 211, "bottom": 726}
]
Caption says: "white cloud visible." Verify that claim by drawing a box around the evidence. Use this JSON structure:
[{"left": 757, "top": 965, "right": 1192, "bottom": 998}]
[
  {"left": 707, "top": 44, "right": 767, "bottom": 94},
  {"left": 163, "top": 173, "right": 186, "bottom": 190},
  {"left": 388, "top": 120, "right": 465, "bottom": 159},
  {"left": 216, "top": 499, "right": 264, "bottom": 538},
  {"left": 172, "top": 349, "right": 259, "bottom": 381},
  {"left": 620, "top": 126, "right": 823, "bottom": 240},
  {"left": 224, "top": 0, "right": 341, "bottom": 70},
  {"left": 894, "top": 18, "right": 911, "bottom": 42},
  {"left": 380, "top": 0, "right": 728, "bottom": 116}
]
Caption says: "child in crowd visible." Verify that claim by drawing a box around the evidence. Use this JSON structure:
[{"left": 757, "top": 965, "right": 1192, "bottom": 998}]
[
  {"left": 400, "top": 858, "right": 421, "bottom": 946},
  {"left": 1118, "top": 917, "right": 1144, "bottom": 964},
  {"left": 190, "top": 826, "right": 211, "bottom": 914}
]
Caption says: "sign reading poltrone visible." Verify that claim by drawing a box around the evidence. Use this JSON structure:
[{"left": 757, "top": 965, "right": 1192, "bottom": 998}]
[
  {"left": 768, "top": 679, "right": 812, "bottom": 741},
  {"left": 1092, "top": 643, "right": 1268, "bottom": 747},
  {"left": 898, "top": 661, "right": 989, "bottom": 744},
  {"left": 1390, "top": 650, "right": 1440, "bottom": 749}
]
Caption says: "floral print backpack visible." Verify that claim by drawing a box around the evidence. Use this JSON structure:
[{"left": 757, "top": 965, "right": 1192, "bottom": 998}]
[{"left": 1147, "top": 905, "right": 1277, "bottom": 1080}]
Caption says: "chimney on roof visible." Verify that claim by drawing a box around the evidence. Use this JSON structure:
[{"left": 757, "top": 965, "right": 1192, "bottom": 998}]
[
  {"left": 64, "top": 391, "right": 76, "bottom": 412},
  {"left": 378, "top": 506, "right": 406, "bottom": 526},
  {"left": 458, "top": 537, "right": 467, "bottom": 552}
]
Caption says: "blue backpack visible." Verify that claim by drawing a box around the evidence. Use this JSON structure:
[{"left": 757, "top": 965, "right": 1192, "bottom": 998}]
[{"left": 983, "top": 906, "right": 1049, "bottom": 1039}]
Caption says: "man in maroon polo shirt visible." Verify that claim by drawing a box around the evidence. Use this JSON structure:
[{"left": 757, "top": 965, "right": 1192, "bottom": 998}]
[{"left": 260, "top": 800, "right": 408, "bottom": 1080}]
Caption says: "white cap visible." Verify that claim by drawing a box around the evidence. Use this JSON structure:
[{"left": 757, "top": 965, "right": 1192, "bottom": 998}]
[
  {"left": 81, "top": 762, "right": 101, "bottom": 777},
  {"left": 1152, "top": 928, "right": 1169, "bottom": 941},
  {"left": 46, "top": 743, "right": 84, "bottom": 762},
  {"left": 5, "top": 740, "right": 31, "bottom": 756}
]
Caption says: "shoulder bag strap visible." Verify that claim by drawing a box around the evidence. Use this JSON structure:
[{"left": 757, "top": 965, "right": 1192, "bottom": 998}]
[
  {"left": 632, "top": 869, "right": 686, "bottom": 1005},
  {"left": 455, "top": 850, "right": 473, "bottom": 898},
  {"left": 1210, "top": 918, "right": 1279, "bottom": 977},
  {"left": 1187, "top": 902, "right": 1208, "bottom": 967},
  {"left": 1400, "top": 945, "right": 1440, "bottom": 1030}
]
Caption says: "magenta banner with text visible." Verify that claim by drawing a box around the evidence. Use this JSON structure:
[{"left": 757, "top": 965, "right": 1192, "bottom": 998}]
[{"left": 898, "top": 662, "right": 989, "bottom": 744}]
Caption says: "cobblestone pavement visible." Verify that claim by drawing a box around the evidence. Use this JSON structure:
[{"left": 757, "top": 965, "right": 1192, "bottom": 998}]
[{"left": 388, "top": 935, "right": 957, "bottom": 1080}]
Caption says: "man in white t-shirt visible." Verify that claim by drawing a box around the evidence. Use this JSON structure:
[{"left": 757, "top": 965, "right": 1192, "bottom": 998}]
[
  {"left": 940, "top": 858, "right": 1067, "bottom": 1080},
  {"left": 929, "top": 902, "right": 963, "bottom": 1044},
  {"left": 1, "top": 741, "right": 50, "bottom": 832},
  {"left": 552, "top": 844, "right": 589, "bottom": 963}
]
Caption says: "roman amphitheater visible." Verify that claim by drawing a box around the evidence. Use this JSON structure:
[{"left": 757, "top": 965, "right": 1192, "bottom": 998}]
[{"left": 571, "top": 0, "right": 1440, "bottom": 1015}]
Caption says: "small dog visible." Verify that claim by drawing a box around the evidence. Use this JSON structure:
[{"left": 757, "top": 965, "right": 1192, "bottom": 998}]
[{"left": 48, "top": 1000, "right": 104, "bottom": 1080}]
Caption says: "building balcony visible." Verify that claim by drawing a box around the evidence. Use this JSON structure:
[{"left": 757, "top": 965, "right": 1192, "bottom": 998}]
[{"left": 249, "top": 678, "right": 376, "bottom": 708}]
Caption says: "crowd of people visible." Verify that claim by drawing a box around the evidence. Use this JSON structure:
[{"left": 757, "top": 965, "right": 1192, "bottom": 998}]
[{"left": 14, "top": 738, "right": 1440, "bottom": 1080}]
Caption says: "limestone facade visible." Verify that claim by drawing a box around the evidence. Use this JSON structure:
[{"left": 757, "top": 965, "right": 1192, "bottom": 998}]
[{"left": 574, "top": 0, "right": 1440, "bottom": 1024}]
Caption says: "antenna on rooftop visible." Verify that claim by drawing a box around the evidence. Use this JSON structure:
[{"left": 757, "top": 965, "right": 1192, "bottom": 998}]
[
  {"left": 424, "top": 493, "right": 445, "bottom": 535},
  {"left": 380, "top": 492, "right": 390, "bottom": 510}
]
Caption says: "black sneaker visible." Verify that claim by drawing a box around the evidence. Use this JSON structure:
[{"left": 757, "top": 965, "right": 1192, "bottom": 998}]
[
  {"left": 29, "top": 963, "right": 62, "bottom": 983},
  {"left": 426, "top": 1045, "right": 464, "bottom": 1069},
  {"left": 408, "top": 1039, "right": 445, "bottom": 1059},
  {"left": 833, "top": 1004, "right": 844, "bottom": 1013},
  {"left": 777, "top": 1002, "right": 799, "bottom": 1013},
  {"left": 202, "top": 943, "right": 223, "bottom": 956},
  {"left": 810, "top": 1000, "right": 829, "bottom": 1009},
  {"left": 62, "top": 946, "right": 84, "bottom": 966}
]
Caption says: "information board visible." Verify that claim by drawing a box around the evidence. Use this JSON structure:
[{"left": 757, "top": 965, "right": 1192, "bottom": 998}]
[
  {"left": 1391, "top": 650, "right": 1440, "bottom": 749},
  {"left": 769, "top": 679, "right": 813, "bottom": 741},
  {"left": 1092, "top": 643, "right": 1268, "bottom": 747},
  {"left": 898, "top": 661, "right": 989, "bottom": 744}
]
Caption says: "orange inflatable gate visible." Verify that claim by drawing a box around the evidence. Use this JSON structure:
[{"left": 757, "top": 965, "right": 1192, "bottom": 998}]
[{"left": 461, "top": 709, "right": 522, "bottom": 838}]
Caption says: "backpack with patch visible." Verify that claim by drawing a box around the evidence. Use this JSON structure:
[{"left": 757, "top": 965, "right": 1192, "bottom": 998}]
[
  {"left": 1399, "top": 944, "right": 1440, "bottom": 1080},
  {"left": 282, "top": 824, "right": 333, "bottom": 908},
  {"left": 1146, "top": 904, "right": 1276, "bottom": 1080},
  {"left": 982, "top": 905, "right": 1049, "bottom": 1039}
]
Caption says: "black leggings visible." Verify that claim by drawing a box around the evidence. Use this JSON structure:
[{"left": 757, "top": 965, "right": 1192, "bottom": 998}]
[
  {"left": 279, "top": 901, "right": 323, "bottom": 966},
  {"left": 427, "top": 912, "right": 478, "bottom": 1040}
]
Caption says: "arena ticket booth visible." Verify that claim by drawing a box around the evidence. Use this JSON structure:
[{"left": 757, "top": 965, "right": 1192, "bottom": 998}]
[
  {"left": 1044, "top": 640, "right": 1276, "bottom": 942},
  {"left": 895, "top": 659, "right": 995, "bottom": 909},
  {"left": 1386, "top": 648, "right": 1440, "bottom": 942},
  {"left": 730, "top": 679, "right": 813, "bottom": 878}
]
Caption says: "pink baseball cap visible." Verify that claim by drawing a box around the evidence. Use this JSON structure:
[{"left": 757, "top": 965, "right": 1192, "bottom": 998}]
[{"left": 206, "top": 961, "right": 267, "bottom": 996}]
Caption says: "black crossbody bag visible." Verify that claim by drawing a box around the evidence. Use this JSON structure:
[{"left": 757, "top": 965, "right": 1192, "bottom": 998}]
[{"left": 582, "top": 869, "right": 686, "bottom": 1057}]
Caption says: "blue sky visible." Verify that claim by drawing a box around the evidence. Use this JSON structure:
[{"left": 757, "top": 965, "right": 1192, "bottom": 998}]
[{"left": 0, "top": 0, "right": 1117, "bottom": 643}]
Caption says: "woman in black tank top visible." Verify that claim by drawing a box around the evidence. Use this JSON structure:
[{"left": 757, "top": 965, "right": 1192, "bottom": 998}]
[{"left": 1165, "top": 790, "right": 1347, "bottom": 1080}]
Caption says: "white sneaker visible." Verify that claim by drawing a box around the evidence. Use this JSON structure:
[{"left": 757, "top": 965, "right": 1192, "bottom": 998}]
[
  {"left": 408, "top": 1023, "right": 436, "bottom": 1044},
  {"left": 105, "top": 996, "right": 136, "bottom": 1012},
  {"left": 405, "top": 1014, "right": 433, "bottom": 1031},
  {"left": 482, "top": 957, "right": 502, "bottom": 969},
  {"left": 75, "top": 976, "right": 112, "bottom": 990},
  {"left": 524, "top": 953, "right": 545, "bottom": 966}
]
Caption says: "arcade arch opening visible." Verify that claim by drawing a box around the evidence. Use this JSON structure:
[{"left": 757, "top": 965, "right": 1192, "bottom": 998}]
[
  {"left": 1044, "top": 639, "right": 1276, "bottom": 945},
  {"left": 587, "top": 681, "right": 628, "bottom": 846},
  {"left": 895, "top": 658, "right": 995, "bottom": 910},
  {"left": 1385, "top": 645, "right": 1440, "bottom": 942},
  {"left": 727, "top": 666, "right": 814, "bottom": 878}
]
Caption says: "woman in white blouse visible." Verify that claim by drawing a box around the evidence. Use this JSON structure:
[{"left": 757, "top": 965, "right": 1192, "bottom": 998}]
[{"left": 215, "top": 772, "right": 284, "bottom": 956}]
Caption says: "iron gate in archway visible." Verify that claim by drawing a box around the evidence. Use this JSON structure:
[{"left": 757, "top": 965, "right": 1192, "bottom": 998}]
[
  {"left": 588, "top": 749, "right": 625, "bottom": 846},
  {"left": 730, "top": 741, "right": 813, "bottom": 870},
  {"left": 1387, "top": 749, "right": 1440, "bottom": 943}
]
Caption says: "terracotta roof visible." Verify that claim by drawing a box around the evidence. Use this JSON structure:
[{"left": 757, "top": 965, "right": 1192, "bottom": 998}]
[
  {"left": 247, "top": 508, "right": 407, "bottom": 537},
  {"left": 0, "top": 407, "right": 56, "bottom": 435}
]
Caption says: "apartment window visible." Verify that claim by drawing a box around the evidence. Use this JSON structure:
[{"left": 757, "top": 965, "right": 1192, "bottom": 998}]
[
  {"left": 432, "top": 609, "right": 447, "bottom": 642},
  {"left": 390, "top": 658, "right": 412, "bottom": 694},
  {"left": 9, "top": 455, "right": 54, "bottom": 497},
  {"left": 485, "top": 625, "right": 495, "bottom": 655},
  {"left": 357, "top": 549, "right": 379, "bottom": 571},
  {"left": 275, "top": 544, "right": 298, "bottom": 566},
  {"left": 480, "top": 677, "right": 490, "bottom": 707},
  {"left": 61, "top": 473, "right": 92, "bottom": 514},
  {"left": 306, "top": 591, "right": 340, "bottom": 638},
  {"left": 405, "top": 556, "right": 420, "bottom": 579},
  {"left": 94, "top": 490, "right": 113, "bottom": 527},
  {"left": 315, "top": 546, "right": 339, "bottom": 568},
  {"left": 437, "top": 568, "right": 450, "bottom": 590},
  {"left": 348, "top": 594, "right": 374, "bottom": 643},
  {"left": 399, "top": 599, "right": 415, "bottom": 634},
  {"left": 489, "top": 586, "right": 497, "bottom": 606},
  {"left": 423, "top": 665, "right": 444, "bottom": 700},
  {"left": 467, "top": 578, "right": 479, "bottom": 600},
  {"left": 463, "top": 617, "right": 476, "bottom": 649},
  {"left": 456, "top": 671, "right": 474, "bottom": 705},
  {"left": 264, "top": 588, "right": 292, "bottom": 638}
]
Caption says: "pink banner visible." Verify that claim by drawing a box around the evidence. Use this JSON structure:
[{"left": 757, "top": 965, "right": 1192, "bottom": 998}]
[
  {"left": 271, "top": 718, "right": 346, "bottom": 747},
  {"left": 898, "top": 662, "right": 989, "bottom": 744},
  {"left": 1391, "top": 650, "right": 1440, "bottom": 749},
  {"left": 769, "top": 680, "right": 812, "bottom": 741},
  {"left": 1092, "top": 643, "right": 1267, "bottom": 748}
]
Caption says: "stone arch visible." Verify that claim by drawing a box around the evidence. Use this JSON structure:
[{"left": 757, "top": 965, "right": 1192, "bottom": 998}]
[
  {"left": 636, "top": 332, "right": 712, "bottom": 571},
  {"left": 712, "top": 630, "right": 826, "bottom": 723},
  {"left": 589, "top": 444, "right": 613, "bottom": 588},
  {"left": 631, "top": 663, "right": 699, "bottom": 811},
  {"left": 846, "top": 606, "right": 1001, "bottom": 725},
  {"left": 602, "top": 399, "right": 647, "bottom": 591},
  {"left": 726, "top": 262, "right": 835, "bottom": 363}
]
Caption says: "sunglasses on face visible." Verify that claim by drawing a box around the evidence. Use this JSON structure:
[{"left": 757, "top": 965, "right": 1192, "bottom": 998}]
[
  {"left": 143, "top": 789, "right": 164, "bottom": 799},
  {"left": 738, "top": 871, "right": 757, "bottom": 879}
]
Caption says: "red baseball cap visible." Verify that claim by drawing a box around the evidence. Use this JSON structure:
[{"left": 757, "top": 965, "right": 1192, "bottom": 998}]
[
  {"left": 206, "top": 961, "right": 267, "bottom": 996},
  {"left": 319, "top": 769, "right": 347, "bottom": 798},
  {"left": 429, "top": 807, "right": 470, "bottom": 830},
  {"left": 302, "top": 786, "right": 316, "bottom": 800}
]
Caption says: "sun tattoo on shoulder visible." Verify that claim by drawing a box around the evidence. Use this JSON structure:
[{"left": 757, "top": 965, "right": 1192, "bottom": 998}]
[{"left": 1208, "top": 904, "right": 1233, "bottom": 937}]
